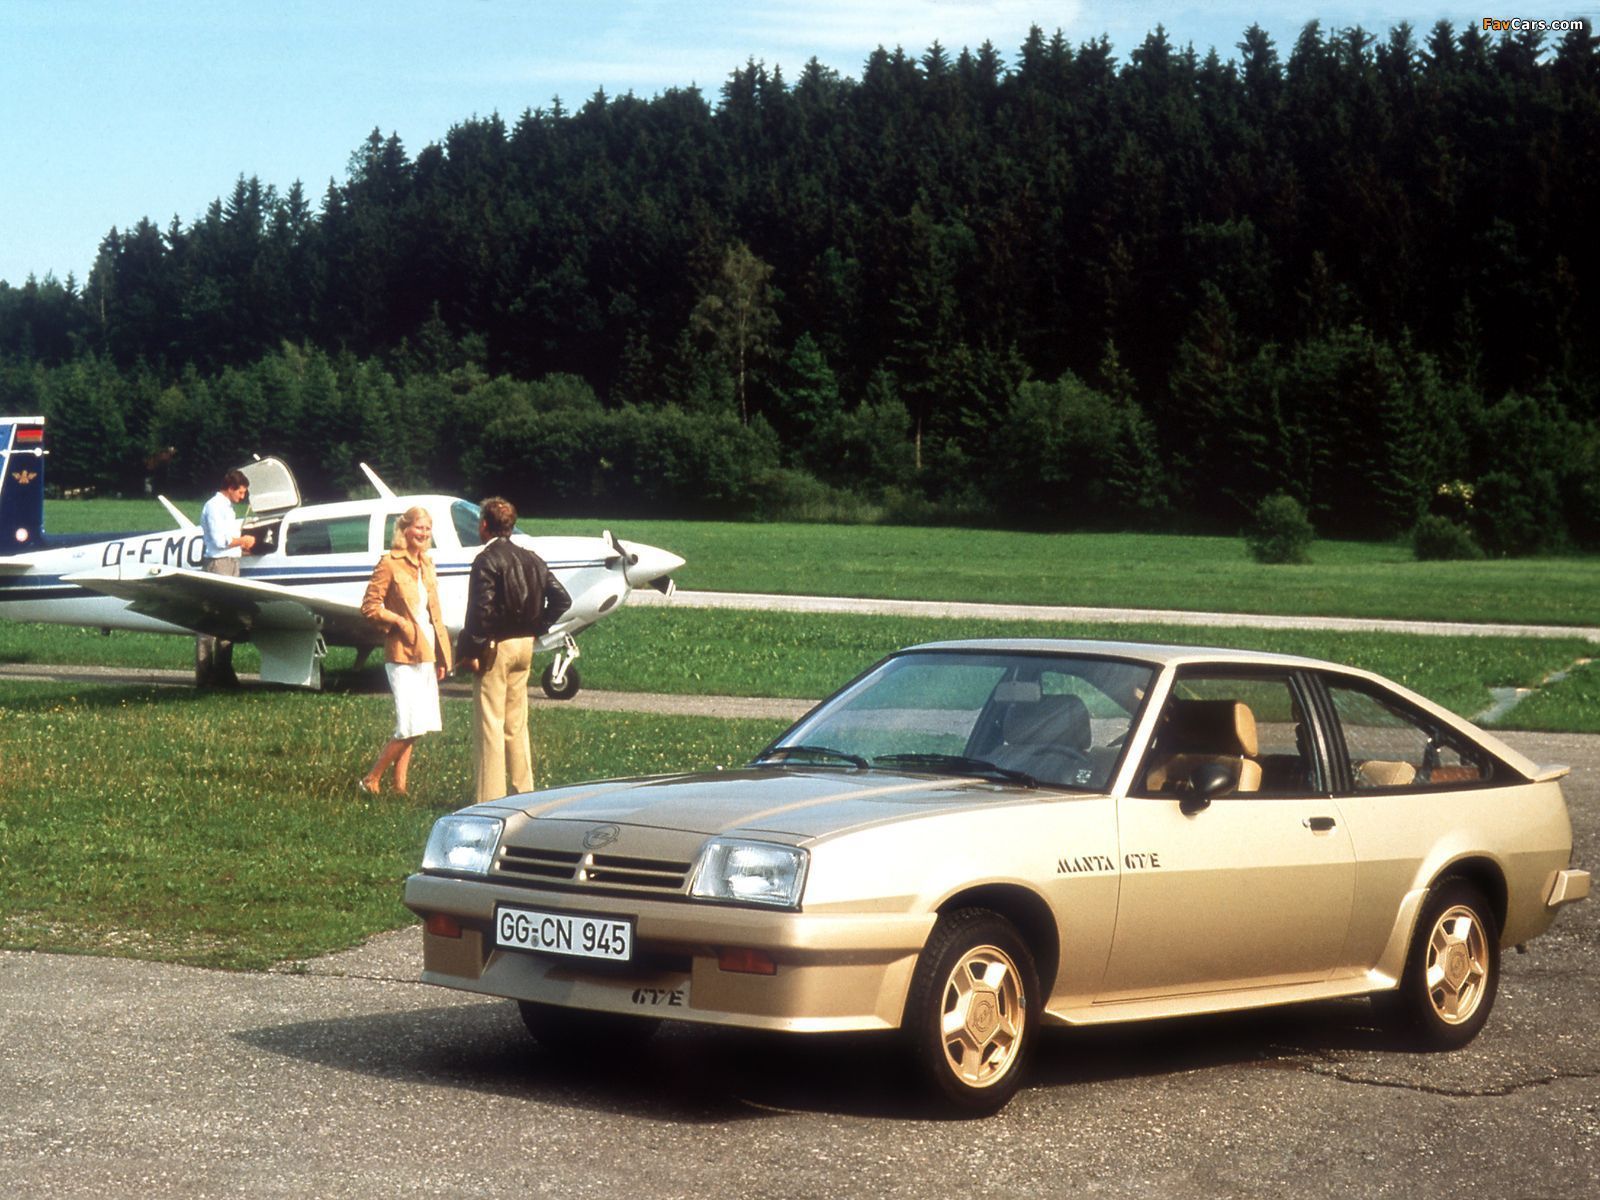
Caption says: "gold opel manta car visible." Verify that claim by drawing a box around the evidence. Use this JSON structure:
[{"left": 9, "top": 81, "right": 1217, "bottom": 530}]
[{"left": 404, "top": 639, "right": 1590, "bottom": 1114}]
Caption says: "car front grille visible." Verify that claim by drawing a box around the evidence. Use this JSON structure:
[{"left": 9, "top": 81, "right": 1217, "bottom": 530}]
[{"left": 494, "top": 845, "right": 693, "bottom": 894}]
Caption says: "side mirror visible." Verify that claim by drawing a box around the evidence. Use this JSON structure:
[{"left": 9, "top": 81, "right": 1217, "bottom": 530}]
[{"left": 1180, "top": 763, "right": 1236, "bottom": 814}]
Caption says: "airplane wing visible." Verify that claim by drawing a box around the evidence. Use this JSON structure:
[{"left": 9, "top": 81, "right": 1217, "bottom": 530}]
[{"left": 63, "top": 564, "right": 380, "bottom": 645}]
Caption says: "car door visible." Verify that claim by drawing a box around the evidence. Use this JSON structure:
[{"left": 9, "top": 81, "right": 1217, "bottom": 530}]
[{"left": 1096, "top": 669, "right": 1356, "bottom": 1001}]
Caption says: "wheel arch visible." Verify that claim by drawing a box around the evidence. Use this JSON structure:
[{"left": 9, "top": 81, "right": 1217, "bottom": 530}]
[
  {"left": 934, "top": 883, "right": 1061, "bottom": 993},
  {"left": 1431, "top": 855, "right": 1508, "bottom": 936}
]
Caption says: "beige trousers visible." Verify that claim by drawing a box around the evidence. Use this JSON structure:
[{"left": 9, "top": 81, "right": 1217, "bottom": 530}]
[
  {"left": 473, "top": 636, "right": 534, "bottom": 802},
  {"left": 195, "top": 556, "right": 240, "bottom": 683}
]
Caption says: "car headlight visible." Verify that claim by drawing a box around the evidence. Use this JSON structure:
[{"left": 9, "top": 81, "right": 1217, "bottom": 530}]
[
  {"left": 422, "top": 814, "right": 504, "bottom": 876},
  {"left": 690, "top": 839, "right": 808, "bottom": 908}
]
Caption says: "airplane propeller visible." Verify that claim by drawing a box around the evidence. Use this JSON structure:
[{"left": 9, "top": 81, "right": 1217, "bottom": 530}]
[{"left": 604, "top": 529, "right": 637, "bottom": 570}]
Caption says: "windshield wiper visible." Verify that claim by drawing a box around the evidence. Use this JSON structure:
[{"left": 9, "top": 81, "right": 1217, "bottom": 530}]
[
  {"left": 755, "top": 744, "right": 870, "bottom": 769},
  {"left": 874, "top": 753, "right": 1037, "bottom": 787}
]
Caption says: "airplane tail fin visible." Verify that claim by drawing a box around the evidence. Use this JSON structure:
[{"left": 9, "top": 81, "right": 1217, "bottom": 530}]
[{"left": 0, "top": 416, "right": 46, "bottom": 555}]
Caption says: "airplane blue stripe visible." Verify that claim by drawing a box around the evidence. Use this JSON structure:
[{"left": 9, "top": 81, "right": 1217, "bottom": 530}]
[
  {"left": 238, "top": 558, "right": 608, "bottom": 575},
  {"left": 236, "top": 559, "right": 608, "bottom": 583},
  {"left": 0, "top": 558, "right": 611, "bottom": 597}
]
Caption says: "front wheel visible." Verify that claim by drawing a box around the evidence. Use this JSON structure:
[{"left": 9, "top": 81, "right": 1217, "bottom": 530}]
[
  {"left": 1382, "top": 880, "right": 1500, "bottom": 1050},
  {"left": 903, "top": 908, "right": 1039, "bottom": 1116},
  {"left": 541, "top": 662, "right": 581, "bottom": 700}
]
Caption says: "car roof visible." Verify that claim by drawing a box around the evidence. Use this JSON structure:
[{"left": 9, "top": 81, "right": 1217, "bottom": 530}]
[
  {"left": 902, "top": 637, "right": 1334, "bottom": 671},
  {"left": 899, "top": 637, "right": 1550, "bottom": 781}
]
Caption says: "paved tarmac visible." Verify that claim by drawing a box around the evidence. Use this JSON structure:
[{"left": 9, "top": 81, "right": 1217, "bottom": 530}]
[
  {"left": 631, "top": 588, "right": 1600, "bottom": 642},
  {"left": 1, "top": 728, "right": 1595, "bottom": 1199}
]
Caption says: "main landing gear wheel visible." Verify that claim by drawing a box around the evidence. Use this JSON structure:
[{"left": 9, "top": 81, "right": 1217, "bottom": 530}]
[
  {"left": 903, "top": 908, "right": 1039, "bottom": 1115},
  {"left": 1381, "top": 879, "right": 1499, "bottom": 1050},
  {"left": 541, "top": 662, "right": 581, "bottom": 700}
]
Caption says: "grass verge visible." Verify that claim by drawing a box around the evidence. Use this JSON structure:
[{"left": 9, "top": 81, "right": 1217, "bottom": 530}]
[
  {"left": 0, "top": 681, "right": 786, "bottom": 969},
  {"left": 1492, "top": 657, "right": 1600, "bottom": 734},
  {"left": 41, "top": 499, "right": 1600, "bottom": 626},
  {"left": 1, "top": 608, "right": 1590, "bottom": 728},
  {"left": 528, "top": 608, "right": 1592, "bottom": 726}
]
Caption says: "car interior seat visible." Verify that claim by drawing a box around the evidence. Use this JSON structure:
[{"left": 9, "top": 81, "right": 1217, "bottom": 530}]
[
  {"left": 1142, "top": 698, "right": 1262, "bottom": 795},
  {"left": 1356, "top": 759, "right": 1418, "bottom": 787},
  {"left": 992, "top": 693, "right": 1092, "bottom": 779}
]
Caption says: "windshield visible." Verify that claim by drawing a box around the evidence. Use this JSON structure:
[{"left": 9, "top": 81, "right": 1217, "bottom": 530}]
[{"left": 761, "top": 650, "right": 1155, "bottom": 790}]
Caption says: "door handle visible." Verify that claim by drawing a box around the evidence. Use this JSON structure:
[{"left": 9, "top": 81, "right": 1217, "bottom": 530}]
[{"left": 1303, "top": 816, "right": 1337, "bottom": 832}]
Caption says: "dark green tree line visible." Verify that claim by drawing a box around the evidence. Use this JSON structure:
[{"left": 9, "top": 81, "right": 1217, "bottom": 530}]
[{"left": 1, "top": 19, "right": 1596, "bottom": 547}]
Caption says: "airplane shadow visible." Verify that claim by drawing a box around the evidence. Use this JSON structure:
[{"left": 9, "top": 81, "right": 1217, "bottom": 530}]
[
  {"left": 233, "top": 995, "right": 1397, "bottom": 1122},
  {"left": 320, "top": 665, "right": 391, "bottom": 695},
  {"left": 0, "top": 681, "right": 219, "bottom": 711}
]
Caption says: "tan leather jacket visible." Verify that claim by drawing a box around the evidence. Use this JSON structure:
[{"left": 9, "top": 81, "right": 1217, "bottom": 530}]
[{"left": 361, "top": 549, "right": 454, "bottom": 671}]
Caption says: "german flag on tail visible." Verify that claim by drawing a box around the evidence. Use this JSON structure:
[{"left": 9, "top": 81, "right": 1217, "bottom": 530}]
[{"left": 1, "top": 416, "right": 46, "bottom": 550}]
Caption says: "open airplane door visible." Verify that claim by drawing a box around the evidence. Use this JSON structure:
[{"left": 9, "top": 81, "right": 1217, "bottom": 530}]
[
  {"left": 238, "top": 457, "right": 300, "bottom": 557},
  {"left": 240, "top": 457, "right": 299, "bottom": 514}
]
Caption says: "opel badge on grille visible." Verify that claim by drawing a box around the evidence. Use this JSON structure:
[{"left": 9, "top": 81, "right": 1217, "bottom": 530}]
[{"left": 583, "top": 824, "right": 621, "bottom": 850}]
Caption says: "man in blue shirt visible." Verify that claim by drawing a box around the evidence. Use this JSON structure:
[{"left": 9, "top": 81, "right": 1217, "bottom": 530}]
[{"left": 196, "top": 469, "right": 255, "bottom": 686}]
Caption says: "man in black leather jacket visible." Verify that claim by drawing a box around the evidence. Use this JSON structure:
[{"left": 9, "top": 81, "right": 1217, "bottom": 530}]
[{"left": 458, "top": 497, "right": 571, "bottom": 801}]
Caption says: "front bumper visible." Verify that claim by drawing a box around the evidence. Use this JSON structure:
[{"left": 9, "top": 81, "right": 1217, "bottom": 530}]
[{"left": 403, "top": 872, "right": 935, "bottom": 1033}]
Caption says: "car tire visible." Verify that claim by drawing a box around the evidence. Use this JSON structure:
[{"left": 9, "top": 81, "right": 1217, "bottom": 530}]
[
  {"left": 541, "top": 662, "right": 581, "bottom": 700},
  {"left": 1382, "top": 879, "right": 1500, "bottom": 1050},
  {"left": 517, "top": 1000, "right": 660, "bottom": 1058},
  {"left": 903, "top": 908, "right": 1039, "bottom": 1116}
]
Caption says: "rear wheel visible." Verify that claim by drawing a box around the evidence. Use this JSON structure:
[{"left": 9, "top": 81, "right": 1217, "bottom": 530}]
[
  {"left": 1383, "top": 880, "right": 1499, "bottom": 1050},
  {"left": 903, "top": 908, "right": 1039, "bottom": 1115},
  {"left": 516, "top": 1001, "right": 660, "bottom": 1060}
]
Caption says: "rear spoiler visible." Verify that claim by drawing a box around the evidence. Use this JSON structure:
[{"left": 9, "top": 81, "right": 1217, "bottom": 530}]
[{"left": 1531, "top": 763, "right": 1572, "bottom": 783}]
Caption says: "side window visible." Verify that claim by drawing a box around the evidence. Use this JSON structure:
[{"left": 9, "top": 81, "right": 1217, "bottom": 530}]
[
  {"left": 1137, "top": 672, "right": 1318, "bottom": 797},
  {"left": 284, "top": 516, "right": 371, "bottom": 556},
  {"left": 1326, "top": 682, "right": 1490, "bottom": 790},
  {"left": 384, "top": 510, "right": 449, "bottom": 552},
  {"left": 452, "top": 501, "right": 483, "bottom": 547}
]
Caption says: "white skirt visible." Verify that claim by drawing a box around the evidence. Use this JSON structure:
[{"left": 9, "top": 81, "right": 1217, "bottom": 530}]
[{"left": 385, "top": 662, "right": 442, "bottom": 740}]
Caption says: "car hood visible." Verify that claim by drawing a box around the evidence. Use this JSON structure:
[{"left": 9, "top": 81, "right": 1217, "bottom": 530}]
[{"left": 487, "top": 767, "right": 1064, "bottom": 843}]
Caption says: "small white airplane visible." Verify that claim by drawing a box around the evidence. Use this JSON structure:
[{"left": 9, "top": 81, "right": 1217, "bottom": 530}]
[{"left": 0, "top": 416, "right": 683, "bottom": 694}]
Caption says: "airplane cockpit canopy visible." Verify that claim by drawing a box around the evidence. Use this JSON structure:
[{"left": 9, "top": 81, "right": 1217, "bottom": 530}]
[{"left": 239, "top": 457, "right": 300, "bottom": 516}]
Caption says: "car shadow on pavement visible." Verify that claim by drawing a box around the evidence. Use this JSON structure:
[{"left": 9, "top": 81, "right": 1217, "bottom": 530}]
[
  {"left": 232, "top": 994, "right": 1404, "bottom": 1121},
  {"left": 232, "top": 999, "right": 931, "bottom": 1121},
  {"left": 1027, "top": 998, "right": 1401, "bottom": 1091}
]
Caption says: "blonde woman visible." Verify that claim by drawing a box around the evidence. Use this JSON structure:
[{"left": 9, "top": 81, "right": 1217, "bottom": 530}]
[{"left": 358, "top": 506, "right": 453, "bottom": 795}]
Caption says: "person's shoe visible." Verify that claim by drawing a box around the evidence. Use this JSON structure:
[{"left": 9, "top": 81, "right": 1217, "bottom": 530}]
[{"left": 356, "top": 777, "right": 380, "bottom": 795}]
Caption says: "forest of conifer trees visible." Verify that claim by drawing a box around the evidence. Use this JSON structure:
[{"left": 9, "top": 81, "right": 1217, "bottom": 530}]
[{"left": 1, "top": 20, "right": 1596, "bottom": 552}]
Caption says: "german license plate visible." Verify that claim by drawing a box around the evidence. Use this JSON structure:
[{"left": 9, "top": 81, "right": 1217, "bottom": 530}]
[{"left": 494, "top": 905, "right": 634, "bottom": 963}]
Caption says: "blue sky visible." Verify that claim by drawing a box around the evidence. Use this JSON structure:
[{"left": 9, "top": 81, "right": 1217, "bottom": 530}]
[{"left": 2, "top": 1, "right": 1593, "bottom": 287}]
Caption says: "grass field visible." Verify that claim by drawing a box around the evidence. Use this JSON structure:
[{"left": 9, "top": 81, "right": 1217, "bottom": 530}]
[
  {"left": 7, "top": 499, "right": 1594, "bottom": 971},
  {"left": 0, "top": 681, "right": 788, "bottom": 968},
  {"left": 41, "top": 498, "right": 1600, "bottom": 625},
  {"left": 0, "top": 607, "right": 1591, "bottom": 728}
]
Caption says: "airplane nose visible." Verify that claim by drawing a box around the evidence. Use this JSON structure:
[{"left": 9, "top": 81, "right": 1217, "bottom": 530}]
[{"left": 619, "top": 541, "right": 685, "bottom": 588}]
